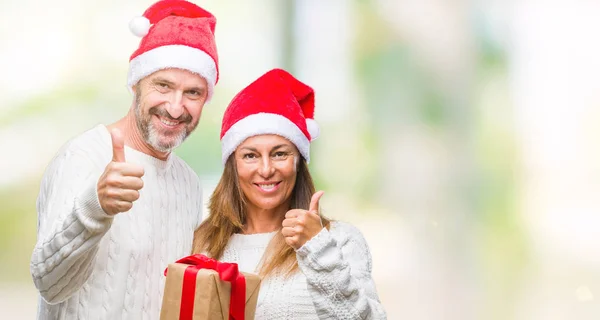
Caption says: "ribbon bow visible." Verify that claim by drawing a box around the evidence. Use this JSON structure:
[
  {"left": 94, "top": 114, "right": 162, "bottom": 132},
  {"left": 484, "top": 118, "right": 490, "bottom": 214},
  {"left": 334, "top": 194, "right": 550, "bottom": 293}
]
[{"left": 165, "top": 254, "right": 246, "bottom": 320}]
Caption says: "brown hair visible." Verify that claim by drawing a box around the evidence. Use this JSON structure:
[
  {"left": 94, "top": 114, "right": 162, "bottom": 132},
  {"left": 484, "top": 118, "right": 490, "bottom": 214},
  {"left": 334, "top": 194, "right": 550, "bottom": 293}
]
[{"left": 191, "top": 154, "right": 330, "bottom": 277}]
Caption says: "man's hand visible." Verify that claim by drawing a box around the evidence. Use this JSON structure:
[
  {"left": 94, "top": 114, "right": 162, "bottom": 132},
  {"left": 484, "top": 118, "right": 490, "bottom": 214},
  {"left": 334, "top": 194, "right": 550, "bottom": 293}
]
[
  {"left": 282, "top": 191, "right": 325, "bottom": 250},
  {"left": 97, "top": 128, "right": 145, "bottom": 215}
]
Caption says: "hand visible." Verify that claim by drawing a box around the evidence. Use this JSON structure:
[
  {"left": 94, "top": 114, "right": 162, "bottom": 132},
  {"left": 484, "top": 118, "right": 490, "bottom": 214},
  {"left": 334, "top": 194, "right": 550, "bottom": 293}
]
[
  {"left": 282, "top": 191, "right": 325, "bottom": 250},
  {"left": 97, "top": 128, "right": 145, "bottom": 215}
]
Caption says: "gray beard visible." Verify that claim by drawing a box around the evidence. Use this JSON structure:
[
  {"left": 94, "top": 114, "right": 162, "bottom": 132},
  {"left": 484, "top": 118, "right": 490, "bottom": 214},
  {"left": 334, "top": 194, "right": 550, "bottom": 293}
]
[{"left": 134, "top": 96, "right": 189, "bottom": 153}]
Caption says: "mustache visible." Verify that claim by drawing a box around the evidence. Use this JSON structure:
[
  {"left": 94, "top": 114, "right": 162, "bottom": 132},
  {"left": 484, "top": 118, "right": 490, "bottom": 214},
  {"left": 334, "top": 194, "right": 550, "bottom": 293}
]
[{"left": 149, "top": 106, "right": 192, "bottom": 123}]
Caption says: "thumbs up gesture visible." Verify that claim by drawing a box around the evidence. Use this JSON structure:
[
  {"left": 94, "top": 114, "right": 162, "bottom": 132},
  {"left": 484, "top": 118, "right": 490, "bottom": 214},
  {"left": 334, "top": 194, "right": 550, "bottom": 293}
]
[
  {"left": 97, "top": 128, "right": 145, "bottom": 215},
  {"left": 282, "top": 191, "right": 325, "bottom": 250}
]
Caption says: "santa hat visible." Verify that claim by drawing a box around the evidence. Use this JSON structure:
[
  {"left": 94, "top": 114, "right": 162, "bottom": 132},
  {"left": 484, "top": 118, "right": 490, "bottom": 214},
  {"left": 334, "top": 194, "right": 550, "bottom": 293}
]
[
  {"left": 127, "top": 0, "right": 219, "bottom": 100},
  {"left": 220, "top": 68, "right": 319, "bottom": 164}
]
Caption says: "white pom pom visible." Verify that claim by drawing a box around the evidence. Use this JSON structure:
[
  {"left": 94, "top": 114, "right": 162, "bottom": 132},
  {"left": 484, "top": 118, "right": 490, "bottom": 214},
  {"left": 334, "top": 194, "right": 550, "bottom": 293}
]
[
  {"left": 306, "top": 118, "right": 319, "bottom": 141},
  {"left": 129, "top": 16, "right": 150, "bottom": 37}
]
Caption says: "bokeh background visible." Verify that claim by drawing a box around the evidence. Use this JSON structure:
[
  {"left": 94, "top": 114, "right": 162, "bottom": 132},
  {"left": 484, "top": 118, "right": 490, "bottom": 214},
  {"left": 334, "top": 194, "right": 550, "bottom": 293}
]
[{"left": 2, "top": 0, "right": 600, "bottom": 319}]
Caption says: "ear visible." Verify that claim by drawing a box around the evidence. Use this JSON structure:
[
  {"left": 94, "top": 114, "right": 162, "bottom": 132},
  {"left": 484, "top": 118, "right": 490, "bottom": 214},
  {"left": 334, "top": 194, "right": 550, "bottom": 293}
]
[
  {"left": 228, "top": 153, "right": 239, "bottom": 174},
  {"left": 130, "top": 85, "right": 139, "bottom": 110},
  {"left": 293, "top": 155, "right": 299, "bottom": 170}
]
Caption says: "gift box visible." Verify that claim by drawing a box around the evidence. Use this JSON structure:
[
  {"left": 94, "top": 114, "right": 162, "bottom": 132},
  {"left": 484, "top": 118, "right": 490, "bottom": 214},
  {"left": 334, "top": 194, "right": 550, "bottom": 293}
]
[{"left": 160, "top": 254, "right": 261, "bottom": 320}]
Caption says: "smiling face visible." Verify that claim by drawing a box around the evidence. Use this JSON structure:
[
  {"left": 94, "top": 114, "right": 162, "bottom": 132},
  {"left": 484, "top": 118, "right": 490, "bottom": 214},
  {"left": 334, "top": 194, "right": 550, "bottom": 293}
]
[
  {"left": 134, "top": 68, "right": 208, "bottom": 153},
  {"left": 234, "top": 134, "right": 299, "bottom": 214}
]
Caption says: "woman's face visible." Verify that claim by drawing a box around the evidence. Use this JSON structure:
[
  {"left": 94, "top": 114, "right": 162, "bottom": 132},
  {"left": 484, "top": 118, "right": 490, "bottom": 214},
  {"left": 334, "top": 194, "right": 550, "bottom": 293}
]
[{"left": 235, "top": 134, "right": 299, "bottom": 213}]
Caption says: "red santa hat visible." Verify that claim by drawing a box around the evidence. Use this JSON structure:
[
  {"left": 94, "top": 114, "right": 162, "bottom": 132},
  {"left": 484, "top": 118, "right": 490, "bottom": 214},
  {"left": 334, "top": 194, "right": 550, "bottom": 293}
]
[
  {"left": 220, "top": 69, "right": 319, "bottom": 164},
  {"left": 127, "top": 0, "right": 219, "bottom": 100}
]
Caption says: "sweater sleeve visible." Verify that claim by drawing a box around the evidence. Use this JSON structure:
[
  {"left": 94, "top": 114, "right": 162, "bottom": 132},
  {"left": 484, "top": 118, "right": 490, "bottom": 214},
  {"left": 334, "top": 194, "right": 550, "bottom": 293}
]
[
  {"left": 195, "top": 176, "right": 203, "bottom": 229},
  {"left": 30, "top": 149, "right": 114, "bottom": 304},
  {"left": 296, "top": 222, "right": 387, "bottom": 320}
]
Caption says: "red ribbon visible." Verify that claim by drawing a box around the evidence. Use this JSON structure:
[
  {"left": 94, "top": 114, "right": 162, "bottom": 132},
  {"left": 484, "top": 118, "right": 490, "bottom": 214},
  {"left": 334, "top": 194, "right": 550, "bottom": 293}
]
[{"left": 165, "top": 254, "right": 246, "bottom": 320}]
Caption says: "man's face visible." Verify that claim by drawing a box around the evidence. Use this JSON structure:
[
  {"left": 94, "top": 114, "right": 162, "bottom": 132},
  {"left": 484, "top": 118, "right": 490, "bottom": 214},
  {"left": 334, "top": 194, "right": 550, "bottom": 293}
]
[{"left": 134, "top": 68, "right": 208, "bottom": 153}]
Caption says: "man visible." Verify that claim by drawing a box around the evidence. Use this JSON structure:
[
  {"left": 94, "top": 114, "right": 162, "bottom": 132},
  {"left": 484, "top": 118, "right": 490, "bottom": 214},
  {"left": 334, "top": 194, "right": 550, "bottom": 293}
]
[{"left": 29, "top": 1, "right": 219, "bottom": 318}]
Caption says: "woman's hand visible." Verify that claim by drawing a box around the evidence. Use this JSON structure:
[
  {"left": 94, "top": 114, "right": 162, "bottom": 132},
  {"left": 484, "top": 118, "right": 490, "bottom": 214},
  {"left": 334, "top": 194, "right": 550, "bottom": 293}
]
[{"left": 282, "top": 191, "right": 325, "bottom": 250}]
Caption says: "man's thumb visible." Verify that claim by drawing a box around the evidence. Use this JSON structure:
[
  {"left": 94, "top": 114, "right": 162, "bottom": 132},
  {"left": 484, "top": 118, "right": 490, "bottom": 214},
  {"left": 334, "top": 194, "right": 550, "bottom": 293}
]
[
  {"left": 309, "top": 190, "right": 324, "bottom": 213},
  {"left": 111, "top": 128, "right": 126, "bottom": 162}
]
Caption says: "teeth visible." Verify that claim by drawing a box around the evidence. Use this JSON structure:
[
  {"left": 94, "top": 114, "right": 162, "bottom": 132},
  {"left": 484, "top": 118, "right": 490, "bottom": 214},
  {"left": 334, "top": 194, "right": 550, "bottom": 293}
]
[
  {"left": 259, "top": 184, "right": 276, "bottom": 190},
  {"left": 160, "top": 118, "right": 178, "bottom": 126}
]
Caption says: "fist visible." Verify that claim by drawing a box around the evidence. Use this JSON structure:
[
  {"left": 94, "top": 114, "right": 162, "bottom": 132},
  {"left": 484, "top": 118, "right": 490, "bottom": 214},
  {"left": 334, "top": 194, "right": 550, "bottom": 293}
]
[
  {"left": 97, "top": 128, "right": 145, "bottom": 215},
  {"left": 282, "top": 191, "right": 325, "bottom": 250}
]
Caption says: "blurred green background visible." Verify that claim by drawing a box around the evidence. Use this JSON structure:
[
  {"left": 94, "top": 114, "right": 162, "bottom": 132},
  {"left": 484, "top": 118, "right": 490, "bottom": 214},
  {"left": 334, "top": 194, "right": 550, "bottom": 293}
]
[{"left": 1, "top": 0, "right": 600, "bottom": 319}]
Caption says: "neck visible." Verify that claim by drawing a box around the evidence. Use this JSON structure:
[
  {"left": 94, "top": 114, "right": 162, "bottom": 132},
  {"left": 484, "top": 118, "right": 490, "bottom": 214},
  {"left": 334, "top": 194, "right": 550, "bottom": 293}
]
[
  {"left": 107, "top": 106, "right": 170, "bottom": 160},
  {"left": 243, "top": 203, "right": 290, "bottom": 234}
]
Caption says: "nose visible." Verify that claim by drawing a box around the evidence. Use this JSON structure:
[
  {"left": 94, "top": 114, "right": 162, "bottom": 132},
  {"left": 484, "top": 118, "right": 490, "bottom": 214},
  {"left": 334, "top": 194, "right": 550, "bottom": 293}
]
[
  {"left": 164, "top": 91, "right": 185, "bottom": 119},
  {"left": 257, "top": 156, "right": 275, "bottom": 178}
]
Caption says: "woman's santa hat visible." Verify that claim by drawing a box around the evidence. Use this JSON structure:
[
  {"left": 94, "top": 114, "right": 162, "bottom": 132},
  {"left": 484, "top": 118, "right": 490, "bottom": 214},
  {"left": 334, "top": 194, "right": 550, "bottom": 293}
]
[
  {"left": 220, "top": 68, "right": 319, "bottom": 164},
  {"left": 127, "top": 0, "right": 219, "bottom": 100}
]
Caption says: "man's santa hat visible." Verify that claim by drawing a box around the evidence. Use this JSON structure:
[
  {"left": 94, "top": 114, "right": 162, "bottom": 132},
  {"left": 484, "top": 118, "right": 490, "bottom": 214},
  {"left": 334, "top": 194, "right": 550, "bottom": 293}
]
[
  {"left": 127, "top": 0, "right": 219, "bottom": 100},
  {"left": 220, "top": 69, "right": 319, "bottom": 164}
]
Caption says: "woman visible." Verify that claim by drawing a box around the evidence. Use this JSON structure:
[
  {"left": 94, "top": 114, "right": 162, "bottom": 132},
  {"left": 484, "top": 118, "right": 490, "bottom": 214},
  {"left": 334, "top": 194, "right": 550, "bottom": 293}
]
[{"left": 192, "top": 69, "right": 386, "bottom": 319}]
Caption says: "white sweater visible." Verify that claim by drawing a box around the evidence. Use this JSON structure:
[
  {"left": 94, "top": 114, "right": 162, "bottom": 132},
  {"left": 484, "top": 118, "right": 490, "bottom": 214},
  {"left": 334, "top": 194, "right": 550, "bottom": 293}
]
[
  {"left": 30, "top": 124, "right": 203, "bottom": 319},
  {"left": 221, "top": 221, "right": 387, "bottom": 320}
]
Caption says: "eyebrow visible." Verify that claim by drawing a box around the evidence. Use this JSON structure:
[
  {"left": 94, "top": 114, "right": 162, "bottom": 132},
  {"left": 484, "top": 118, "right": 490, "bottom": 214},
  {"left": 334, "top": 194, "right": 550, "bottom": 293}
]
[
  {"left": 151, "top": 78, "right": 205, "bottom": 93},
  {"left": 239, "top": 144, "right": 291, "bottom": 153},
  {"left": 152, "top": 77, "right": 175, "bottom": 86},
  {"left": 271, "top": 144, "right": 290, "bottom": 151},
  {"left": 186, "top": 86, "right": 206, "bottom": 94}
]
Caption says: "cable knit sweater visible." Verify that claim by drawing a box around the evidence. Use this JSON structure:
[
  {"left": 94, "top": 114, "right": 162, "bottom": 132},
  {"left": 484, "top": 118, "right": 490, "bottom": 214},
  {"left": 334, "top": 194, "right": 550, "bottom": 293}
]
[
  {"left": 220, "top": 221, "right": 387, "bottom": 320},
  {"left": 30, "top": 124, "right": 203, "bottom": 320}
]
